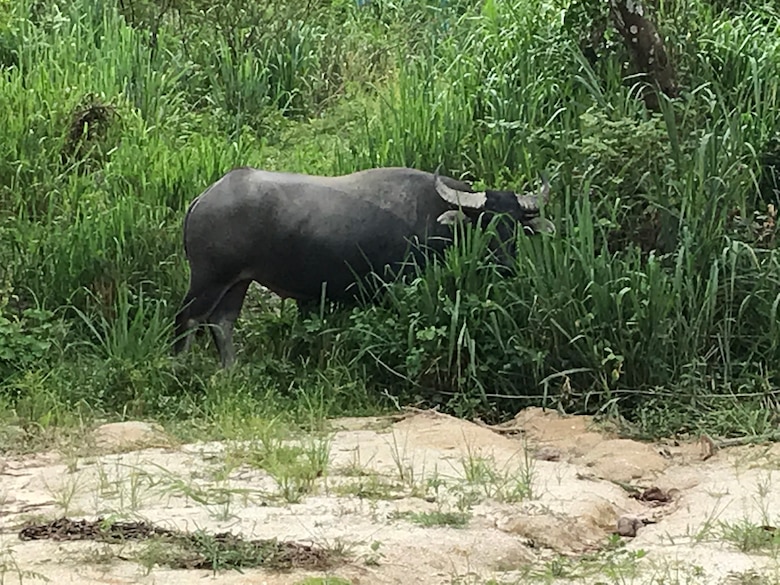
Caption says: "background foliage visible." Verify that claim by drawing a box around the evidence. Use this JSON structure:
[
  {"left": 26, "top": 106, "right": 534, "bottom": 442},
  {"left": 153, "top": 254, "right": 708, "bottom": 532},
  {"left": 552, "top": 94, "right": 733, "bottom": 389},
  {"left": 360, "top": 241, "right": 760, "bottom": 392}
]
[{"left": 0, "top": 0, "right": 778, "bottom": 439}]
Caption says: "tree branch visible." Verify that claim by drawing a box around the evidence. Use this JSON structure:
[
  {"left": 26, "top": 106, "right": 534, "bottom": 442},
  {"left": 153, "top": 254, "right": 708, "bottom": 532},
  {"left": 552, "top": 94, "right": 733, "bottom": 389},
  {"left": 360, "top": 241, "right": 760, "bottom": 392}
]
[{"left": 609, "top": 0, "right": 678, "bottom": 110}]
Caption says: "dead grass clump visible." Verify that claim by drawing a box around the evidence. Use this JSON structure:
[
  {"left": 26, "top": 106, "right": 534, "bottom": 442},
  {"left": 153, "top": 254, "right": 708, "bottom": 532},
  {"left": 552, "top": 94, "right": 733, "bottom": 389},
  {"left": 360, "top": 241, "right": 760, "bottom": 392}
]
[
  {"left": 18, "top": 517, "right": 344, "bottom": 572},
  {"left": 60, "top": 93, "right": 118, "bottom": 170}
]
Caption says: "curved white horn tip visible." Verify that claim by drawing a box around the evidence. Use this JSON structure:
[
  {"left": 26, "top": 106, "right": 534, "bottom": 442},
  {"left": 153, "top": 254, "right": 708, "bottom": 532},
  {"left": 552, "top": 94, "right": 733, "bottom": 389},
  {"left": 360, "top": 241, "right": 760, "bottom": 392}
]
[{"left": 539, "top": 172, "right": 551, "bottom": 201}]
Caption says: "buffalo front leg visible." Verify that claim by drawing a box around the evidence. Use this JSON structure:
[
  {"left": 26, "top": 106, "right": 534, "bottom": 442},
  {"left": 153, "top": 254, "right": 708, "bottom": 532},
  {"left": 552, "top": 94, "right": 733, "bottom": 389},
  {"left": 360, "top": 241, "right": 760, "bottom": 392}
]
[
  {"left": 207, "top": 279, "right": 251, "bottom": 368},
  {"left": 296, "top": 298, "right": 321, "bottom": 320}
]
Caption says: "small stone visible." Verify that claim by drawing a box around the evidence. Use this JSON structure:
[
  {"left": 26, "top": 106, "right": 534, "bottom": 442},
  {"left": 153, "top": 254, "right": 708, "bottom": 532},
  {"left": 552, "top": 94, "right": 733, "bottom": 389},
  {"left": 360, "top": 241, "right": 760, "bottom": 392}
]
[
  {"left": 534, "top": 446, "right": 562, "bottom": 461},
  {"left": 634, "top": 486, "right": 673, "bottom": 503},
  {"left": 616, "top": 515, "right": 644, "bottom": 537}
]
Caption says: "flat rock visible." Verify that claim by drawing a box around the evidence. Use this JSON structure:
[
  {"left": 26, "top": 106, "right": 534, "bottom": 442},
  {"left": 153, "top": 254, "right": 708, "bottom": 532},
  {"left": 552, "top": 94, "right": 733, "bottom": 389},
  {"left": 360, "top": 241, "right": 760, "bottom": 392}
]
[
  {"left": 496, "top": 501, "right": 619, "bottom": 554},
  {"left": 92, "top": 421, "right": 173, "bottom": 453},
  {"left": 581, "top": 439, "right": 668, "bottom": 482}
]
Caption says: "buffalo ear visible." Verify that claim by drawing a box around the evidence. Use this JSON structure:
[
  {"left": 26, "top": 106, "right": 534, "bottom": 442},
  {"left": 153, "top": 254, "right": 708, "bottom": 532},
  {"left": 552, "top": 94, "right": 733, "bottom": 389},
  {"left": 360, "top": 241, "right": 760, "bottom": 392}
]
[
  {"left": 437, "top": 209, "right": 469, "bottom": 225},
  {"left": 526, "top": 217, "right": 556, "bottom": 234}
]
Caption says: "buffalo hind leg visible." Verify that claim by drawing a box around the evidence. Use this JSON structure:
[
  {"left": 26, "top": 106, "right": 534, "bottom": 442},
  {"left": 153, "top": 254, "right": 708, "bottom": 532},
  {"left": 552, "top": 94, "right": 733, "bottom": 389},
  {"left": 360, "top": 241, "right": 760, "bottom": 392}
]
[
  {"left": 207, "top": 279, "right": 251, "bottom": 369},
  {"left": 174, "top": 294, "right": 206, "bottom": 356},
  {"left": 173, "top": 279, "right": 235, "bottom": 357}
]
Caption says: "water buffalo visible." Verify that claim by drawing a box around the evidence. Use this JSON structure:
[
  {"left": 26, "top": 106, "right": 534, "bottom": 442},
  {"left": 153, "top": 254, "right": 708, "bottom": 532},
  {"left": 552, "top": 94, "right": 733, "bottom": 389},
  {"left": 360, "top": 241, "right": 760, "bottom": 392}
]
[{"left": 173, "top": 166, "right": 553, "bottom": 367}]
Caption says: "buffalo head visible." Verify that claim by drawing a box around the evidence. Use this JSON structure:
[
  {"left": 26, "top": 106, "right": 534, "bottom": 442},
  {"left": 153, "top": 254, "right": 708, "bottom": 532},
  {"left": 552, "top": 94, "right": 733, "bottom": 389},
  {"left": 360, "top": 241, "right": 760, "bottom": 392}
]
[{"left": 433, "top": 166, "right": 554, "bottom": 233}]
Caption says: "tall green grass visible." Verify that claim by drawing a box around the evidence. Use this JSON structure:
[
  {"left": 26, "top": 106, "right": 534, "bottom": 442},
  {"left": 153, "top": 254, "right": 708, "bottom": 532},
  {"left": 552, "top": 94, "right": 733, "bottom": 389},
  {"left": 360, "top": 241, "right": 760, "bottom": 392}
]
[{"left": 0, "top": 0, "right": 777, "bottom": 439}]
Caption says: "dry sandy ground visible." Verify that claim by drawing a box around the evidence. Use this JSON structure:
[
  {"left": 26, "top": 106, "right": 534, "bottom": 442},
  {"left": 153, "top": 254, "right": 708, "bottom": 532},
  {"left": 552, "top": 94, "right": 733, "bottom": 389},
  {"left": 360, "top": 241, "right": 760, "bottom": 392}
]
[{"left": 1, "top": 407, "right": 779, "bottom": 585}]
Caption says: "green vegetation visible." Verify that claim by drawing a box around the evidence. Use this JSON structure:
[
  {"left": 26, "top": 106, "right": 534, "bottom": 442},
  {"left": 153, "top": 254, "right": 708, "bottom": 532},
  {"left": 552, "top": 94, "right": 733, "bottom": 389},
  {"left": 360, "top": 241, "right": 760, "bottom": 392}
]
[{"left": 0, "top": 0, "right": 778, "bottom": 442}]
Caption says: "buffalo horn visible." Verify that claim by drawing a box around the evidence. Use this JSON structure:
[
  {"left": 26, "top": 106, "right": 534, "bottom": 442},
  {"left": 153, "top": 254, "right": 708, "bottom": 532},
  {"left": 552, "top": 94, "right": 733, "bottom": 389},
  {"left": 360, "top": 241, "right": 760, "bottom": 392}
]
[
  {"left": 515, "top": 174, "right": 550, "bottom": 211},
  {"left": 433, "top": 165, "right": 487, "bottom": 209}
]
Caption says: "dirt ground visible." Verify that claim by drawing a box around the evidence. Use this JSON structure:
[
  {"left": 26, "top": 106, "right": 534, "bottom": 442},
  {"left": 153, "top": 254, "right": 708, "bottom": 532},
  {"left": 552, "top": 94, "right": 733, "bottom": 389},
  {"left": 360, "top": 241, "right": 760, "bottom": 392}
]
[{"left": 1, "top": 407, "right": 779, "bottom": 585}]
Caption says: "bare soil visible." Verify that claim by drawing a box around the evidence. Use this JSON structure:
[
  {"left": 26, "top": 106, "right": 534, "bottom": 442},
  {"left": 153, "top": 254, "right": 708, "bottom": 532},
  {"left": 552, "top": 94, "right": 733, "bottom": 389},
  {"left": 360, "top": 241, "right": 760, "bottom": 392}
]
[{"left": 1, "top": 407, "right": 779, "bottom": 584}]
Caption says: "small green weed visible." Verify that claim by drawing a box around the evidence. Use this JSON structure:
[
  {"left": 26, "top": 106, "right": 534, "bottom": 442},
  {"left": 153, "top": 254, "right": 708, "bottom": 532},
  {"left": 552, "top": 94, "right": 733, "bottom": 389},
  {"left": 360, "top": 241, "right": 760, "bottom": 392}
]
[
  {"left": 0, "top": 545, "right": 48, "bottom": 584},
  {"left": 330, "top": 474, "right": 403, "bottom": 501},
  {"left": 223, "top": 426, "right": 332, "bottom": 503},
  {"left": 390, "top": 509, "right": 470, "bottom": 528},
  {"left": 719, "top": 519, "right": 780, "bottom": 554},
  {"left": 457, "top": 442, "right": 536, "bottom": 504}
]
